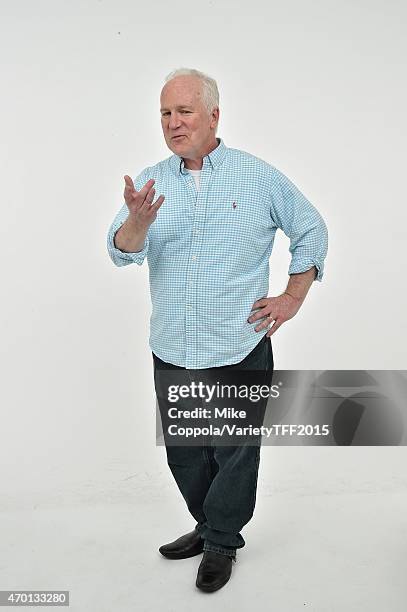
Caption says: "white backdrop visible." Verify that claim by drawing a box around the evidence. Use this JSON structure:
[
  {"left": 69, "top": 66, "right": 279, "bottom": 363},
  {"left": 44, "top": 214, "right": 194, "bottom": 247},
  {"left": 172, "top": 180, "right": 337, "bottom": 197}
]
[{"left": 1, "top": 1, "right": 406, "bottom": 610}]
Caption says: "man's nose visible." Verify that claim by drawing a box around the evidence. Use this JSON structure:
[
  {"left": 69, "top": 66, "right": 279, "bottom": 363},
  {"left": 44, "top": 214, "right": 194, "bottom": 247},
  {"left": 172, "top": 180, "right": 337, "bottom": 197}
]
[{"left": 168, "top": 112, "right": 181, "bottom": 129}]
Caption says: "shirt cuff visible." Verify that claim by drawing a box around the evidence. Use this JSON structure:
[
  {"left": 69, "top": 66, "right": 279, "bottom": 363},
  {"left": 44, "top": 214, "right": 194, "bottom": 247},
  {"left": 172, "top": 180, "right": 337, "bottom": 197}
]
[
  {"left": 107, "top": 222, "right": 149, "bottom": 266},
  {"left": 288, "top": 259, "right": 325, "bottom": 281}
]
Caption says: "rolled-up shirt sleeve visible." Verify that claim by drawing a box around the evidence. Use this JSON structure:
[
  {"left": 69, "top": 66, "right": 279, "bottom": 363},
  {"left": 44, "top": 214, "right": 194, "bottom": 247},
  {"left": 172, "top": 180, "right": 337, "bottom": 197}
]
[
  {"left": 106, "top": 168, "right": 151, "bottom": 267},
  {"left": 269, "top": 166, "right": 328, "bottom": 281}
]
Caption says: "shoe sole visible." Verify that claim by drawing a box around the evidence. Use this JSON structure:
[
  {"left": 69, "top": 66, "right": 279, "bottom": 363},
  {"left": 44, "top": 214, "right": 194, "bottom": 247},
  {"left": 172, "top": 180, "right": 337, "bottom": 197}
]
[
  {"left": 195, "top": 574, "right": 231, "bottom": 592},
  {"left": 159, "top": 547, "right": 204, "bottom": 560}
]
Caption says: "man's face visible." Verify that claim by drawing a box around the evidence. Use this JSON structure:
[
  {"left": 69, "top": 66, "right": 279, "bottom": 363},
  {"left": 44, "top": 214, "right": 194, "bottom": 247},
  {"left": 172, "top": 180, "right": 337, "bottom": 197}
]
[{"left": 160, "top": 76, "right": 219, "bottom": 159}]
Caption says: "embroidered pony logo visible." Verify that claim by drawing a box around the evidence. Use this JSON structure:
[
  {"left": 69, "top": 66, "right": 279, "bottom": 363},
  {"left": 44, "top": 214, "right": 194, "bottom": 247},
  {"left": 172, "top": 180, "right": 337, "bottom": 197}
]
[{"left": 232, "top": 201, "right": 237, "bottom": 209}]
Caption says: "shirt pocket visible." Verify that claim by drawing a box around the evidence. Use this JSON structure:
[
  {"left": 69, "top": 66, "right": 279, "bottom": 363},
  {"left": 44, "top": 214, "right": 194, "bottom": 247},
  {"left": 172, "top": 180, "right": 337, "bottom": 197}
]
[{"left": 208, "top": 199, "right": 268, "bottom": 242}]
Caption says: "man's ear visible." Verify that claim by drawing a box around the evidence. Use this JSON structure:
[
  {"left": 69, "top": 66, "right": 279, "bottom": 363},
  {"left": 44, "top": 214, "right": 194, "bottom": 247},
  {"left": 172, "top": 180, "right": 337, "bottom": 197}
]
[{"left": 211, "top": 107, "right": 220, "bottom": 129}]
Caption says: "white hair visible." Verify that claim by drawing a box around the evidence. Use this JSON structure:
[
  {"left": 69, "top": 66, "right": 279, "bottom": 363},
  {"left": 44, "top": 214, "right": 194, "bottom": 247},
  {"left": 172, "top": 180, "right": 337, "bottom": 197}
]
[{"left": 164, "top": 67, "right": 220, "bottom": 120}]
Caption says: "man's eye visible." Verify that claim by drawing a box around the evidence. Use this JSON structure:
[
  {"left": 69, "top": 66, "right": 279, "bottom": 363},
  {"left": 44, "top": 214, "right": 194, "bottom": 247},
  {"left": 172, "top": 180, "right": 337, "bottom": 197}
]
[{"left": 161, "top": 110, "right": 191, "bottom": 116}]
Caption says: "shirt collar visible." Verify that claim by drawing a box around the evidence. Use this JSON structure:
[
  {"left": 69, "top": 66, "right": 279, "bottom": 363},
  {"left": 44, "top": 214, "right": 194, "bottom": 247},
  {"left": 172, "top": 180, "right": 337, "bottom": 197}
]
[{"left": 169, "top": 137, "right": 227, "bottom": 175}]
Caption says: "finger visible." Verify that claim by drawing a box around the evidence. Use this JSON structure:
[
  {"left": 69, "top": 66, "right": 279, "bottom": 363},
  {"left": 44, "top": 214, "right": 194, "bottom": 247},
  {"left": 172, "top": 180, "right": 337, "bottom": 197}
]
[
  {"left": 124, "top": 176, "right": 137, "bottom": 198},
  {"left": 266, "top": 320, "right": 282, "bottom": 337},
  {"left": 151, "top": 194, "right": 165, "bottom": 211},
  {"left": 139, "top": 178, "right": 155, "bottom": 198},
  {"left": 248, "top": 301, "right": 270, "bottom": 317},
  {"left": 124, "top": 175, "right": 135, "bottom": 189},
  {"left": 139, "top": 187, "right": 157, "bottom": 210},
  {"left": 132, "top": 187, "right": 155, "bottom": 214},
  {"left": 251, "top": 297, "right": 269, "bottom": 310},
  {"left": 145, "top": 187, "right": 156, "bottom": 203},
  {"left": 254, "top": 314, "right": 274, "bottom": 332},
  {"left": 124, "top": 178, "right": 138, "bottom": 198},
  {"left": 247, "top": 308, "right": 270, "bottom": 323}
]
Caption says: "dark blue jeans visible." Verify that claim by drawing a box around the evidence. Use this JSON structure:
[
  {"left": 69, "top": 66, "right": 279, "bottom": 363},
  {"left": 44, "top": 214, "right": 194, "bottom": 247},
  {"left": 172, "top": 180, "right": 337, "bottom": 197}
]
[{"left": 152, "top": 333, "right": 274, "bottom": 559}]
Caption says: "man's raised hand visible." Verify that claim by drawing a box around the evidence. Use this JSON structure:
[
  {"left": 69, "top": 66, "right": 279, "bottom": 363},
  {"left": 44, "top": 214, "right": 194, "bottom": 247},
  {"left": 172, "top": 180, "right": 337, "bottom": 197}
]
[{"left": 123, "top": 175, "right": 165, "bottom": 230}]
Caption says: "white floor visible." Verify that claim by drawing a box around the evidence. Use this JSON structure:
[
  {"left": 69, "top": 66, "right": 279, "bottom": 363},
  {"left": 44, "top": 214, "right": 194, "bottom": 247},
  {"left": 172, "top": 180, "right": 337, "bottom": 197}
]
[{"left": 1, "top": 447, "right": 406, "bottom": 612}]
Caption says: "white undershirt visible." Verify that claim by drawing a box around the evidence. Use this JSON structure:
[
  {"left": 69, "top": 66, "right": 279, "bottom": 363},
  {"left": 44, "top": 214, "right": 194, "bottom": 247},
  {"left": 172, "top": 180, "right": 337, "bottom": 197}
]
[{"left": 186, "top": 169, "right": 201, "bottom": 192}]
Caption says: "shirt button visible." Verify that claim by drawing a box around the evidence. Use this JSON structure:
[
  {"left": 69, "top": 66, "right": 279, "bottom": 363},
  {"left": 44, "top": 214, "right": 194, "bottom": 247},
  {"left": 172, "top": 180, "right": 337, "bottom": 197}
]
[
  {"left": 186, "top": 305, "right": 192, "bottom": 310},
  {"left": 191, "top": 255, "right": 197, "bottom": 260},
  {"left": 194, "top": 229, "right": 200, "bottom": 234}
]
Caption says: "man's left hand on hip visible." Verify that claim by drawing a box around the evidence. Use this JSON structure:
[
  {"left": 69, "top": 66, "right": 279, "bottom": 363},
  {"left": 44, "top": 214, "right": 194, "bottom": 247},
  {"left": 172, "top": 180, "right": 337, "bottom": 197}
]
[{"left": 247, "top": 293, "right": 303, "bottom": 337}]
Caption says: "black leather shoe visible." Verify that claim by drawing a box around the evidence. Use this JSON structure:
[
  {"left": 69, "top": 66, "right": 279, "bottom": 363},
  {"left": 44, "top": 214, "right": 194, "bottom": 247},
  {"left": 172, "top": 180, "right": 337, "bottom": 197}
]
[
  {"left": 196, "top": 551, "right": 235, "bottom": 592},
  {"left": 159, "top": 528, "right": 204, "bottom": 559}
]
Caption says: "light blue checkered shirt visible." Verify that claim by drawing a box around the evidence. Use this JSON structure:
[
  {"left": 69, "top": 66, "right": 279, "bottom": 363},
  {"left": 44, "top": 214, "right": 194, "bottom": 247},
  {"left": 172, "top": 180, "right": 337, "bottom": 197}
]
[{"left": 107, "top": 137, "right": 328, "bottom": 368}]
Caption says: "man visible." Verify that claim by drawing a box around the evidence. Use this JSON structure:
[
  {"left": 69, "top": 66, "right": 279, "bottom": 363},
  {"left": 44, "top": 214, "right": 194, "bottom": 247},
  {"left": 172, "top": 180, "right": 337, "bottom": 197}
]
[{"left": 107, "top": 67, "right": 328, "bottom": 593}]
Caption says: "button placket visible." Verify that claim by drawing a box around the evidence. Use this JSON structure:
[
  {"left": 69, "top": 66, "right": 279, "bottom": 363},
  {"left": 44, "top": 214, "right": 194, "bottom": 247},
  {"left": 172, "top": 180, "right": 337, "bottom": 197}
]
[{"left": 184, "top": 164, "right": 210, "bottom": 368}]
